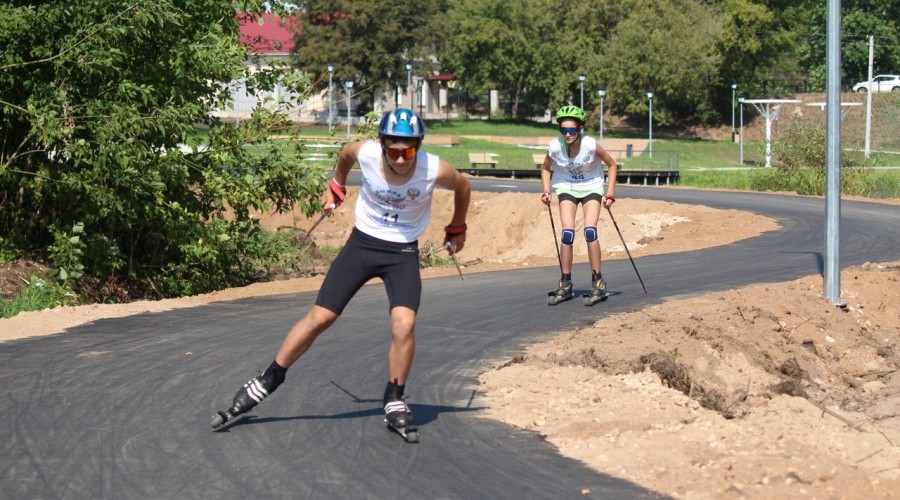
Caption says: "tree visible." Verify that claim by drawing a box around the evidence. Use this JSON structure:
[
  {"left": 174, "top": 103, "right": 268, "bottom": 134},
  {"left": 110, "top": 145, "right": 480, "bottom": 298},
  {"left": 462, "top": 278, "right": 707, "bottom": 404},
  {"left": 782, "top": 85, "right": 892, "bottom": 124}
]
[
  {"left": 716, "top": 0, "right": 798, "bottom": 102},
  {"left": 290, "top": 0, "right": 443, "bottom": 106},
  {"left": 596, "top": 0, "right": 725, "bottom": 125},
  {"left": 789, "top": 0, "right": 900, "bottom": 89},
  {"left": 438, "top": 0, "right": 558, "bottom": 117},
  {"left": 0, "top": 0, "right": 325, "bottom": 298}
]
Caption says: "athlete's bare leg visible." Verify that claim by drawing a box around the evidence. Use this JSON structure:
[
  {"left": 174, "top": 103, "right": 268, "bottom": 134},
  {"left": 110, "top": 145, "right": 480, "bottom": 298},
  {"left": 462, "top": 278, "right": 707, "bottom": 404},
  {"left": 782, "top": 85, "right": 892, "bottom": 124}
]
[
  {"left": 558, "top": 199, "right": 578, "bottom": 274},
  {"left": 582, "top": 199, "right": 603, "bottom": 274},
  {"left": 387, "top": 306, "right": 416, "bottom": 385},
  {"left": 274, "top": 305, "right": 339, "bottom": 368}
]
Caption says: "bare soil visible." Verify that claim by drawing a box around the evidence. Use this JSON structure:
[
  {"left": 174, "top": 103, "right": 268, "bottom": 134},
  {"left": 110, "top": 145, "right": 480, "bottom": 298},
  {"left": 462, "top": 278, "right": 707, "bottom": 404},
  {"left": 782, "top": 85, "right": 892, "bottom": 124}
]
[{"left": 2, "top": 187, "right": 898, "bottom": 499}]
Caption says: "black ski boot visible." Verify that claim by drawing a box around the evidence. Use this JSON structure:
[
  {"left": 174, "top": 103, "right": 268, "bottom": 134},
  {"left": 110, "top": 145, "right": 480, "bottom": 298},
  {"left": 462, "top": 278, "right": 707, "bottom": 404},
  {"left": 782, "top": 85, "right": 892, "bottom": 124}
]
[
  {"left": 384, "top": 381, "right": 418, "bottom": 442},
  {"left": 547, "top": 277, "right": 574, "bottom": 306},
  {"left": 210, "top": 361, "right": 286, "bottom": 429},
  {"left": 582, "top": 274, "right": 609, "bottom": 306}
]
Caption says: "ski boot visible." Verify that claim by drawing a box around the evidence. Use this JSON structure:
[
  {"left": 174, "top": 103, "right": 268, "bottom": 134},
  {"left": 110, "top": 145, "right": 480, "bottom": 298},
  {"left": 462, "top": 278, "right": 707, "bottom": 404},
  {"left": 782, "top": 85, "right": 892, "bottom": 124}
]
[
  {"left": 210, "top": 362, "right": 285, "bottom": 430},
  {"left": 547, "top": 278, "right": 574, "bottom": 306},
  {"left": 384, "top": 382, "right": 418, "bottom": 443},
  {"left": 582, "top": 276, "right": 609, "bottom": 306}
]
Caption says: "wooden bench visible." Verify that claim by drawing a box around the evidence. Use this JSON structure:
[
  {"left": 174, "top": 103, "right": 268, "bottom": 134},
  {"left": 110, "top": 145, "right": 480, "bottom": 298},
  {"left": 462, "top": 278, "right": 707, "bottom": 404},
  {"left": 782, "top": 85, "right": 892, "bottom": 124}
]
[
  {"left": 532, "top": 153, "right": 546, "bottom": 168},
  {"left": 468, "top": 152, "right": 498, "bottom": 168},
  {"left": 423, "top": 135, "right": 460, "bottom": 146}
]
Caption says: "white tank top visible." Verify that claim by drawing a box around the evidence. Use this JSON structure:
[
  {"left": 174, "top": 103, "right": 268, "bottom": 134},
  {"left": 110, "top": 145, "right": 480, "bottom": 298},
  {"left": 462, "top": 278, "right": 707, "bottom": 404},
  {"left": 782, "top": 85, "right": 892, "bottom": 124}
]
[
  {"left": 354, "top": 140, "right": 439, "bottom": 243},
  {"left": 547, "top": 135, "right": 606, "bottom": 191}
]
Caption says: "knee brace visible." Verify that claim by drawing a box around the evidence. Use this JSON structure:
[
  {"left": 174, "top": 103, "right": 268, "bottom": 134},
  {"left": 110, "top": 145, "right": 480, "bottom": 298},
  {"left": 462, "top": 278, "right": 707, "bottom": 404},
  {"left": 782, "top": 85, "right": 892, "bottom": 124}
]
[
  {"left": 561, "top": 228, "right": 575, "bottom": 245},
  {"left": 584, "top": 226, "right": 598, "bottom": 243}
]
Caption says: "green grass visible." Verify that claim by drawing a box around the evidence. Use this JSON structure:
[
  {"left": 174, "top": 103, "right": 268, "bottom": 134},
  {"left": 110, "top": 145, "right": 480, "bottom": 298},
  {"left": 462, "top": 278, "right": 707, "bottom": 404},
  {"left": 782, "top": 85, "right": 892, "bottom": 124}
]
[
  {"left": 206, "top": 118, "right": 899, "bottom": 197},
  {"left": 2, "top": 276, "right": 75, "bottom": 319},
  {"left": 860, "top": 169, "right": 900, "bottom": 198},
  {"left": 654, "top": 138, "right": 765, "bottom": 168},
  {"left": 425, "top": 119, "right": 557, "bottom": 137}
]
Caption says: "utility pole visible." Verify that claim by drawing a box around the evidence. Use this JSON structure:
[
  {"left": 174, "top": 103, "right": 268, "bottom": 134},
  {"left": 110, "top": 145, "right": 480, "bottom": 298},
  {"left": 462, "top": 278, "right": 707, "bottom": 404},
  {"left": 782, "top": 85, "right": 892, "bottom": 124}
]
[
  {"left": 824, "top": 0, "right": 842, "bottom": 306},
  {"left": 739, "top": 96, "right": 745, "bottom": 164},
  {"left": 864, "top": 35, "right": 874, "bottom": 159},
  {"left": 647, "top": 89, "right": 654, "bottom": 159}
]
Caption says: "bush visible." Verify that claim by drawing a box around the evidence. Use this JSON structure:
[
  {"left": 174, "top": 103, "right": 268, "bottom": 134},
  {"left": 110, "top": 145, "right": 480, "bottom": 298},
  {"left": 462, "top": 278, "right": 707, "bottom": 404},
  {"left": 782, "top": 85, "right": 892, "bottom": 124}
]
[
  {"left": 750, "top": 117, "right": 874, "bottom": 196},
  {"left": 0, "top": 3, "right": 327, "bottom": 300}
]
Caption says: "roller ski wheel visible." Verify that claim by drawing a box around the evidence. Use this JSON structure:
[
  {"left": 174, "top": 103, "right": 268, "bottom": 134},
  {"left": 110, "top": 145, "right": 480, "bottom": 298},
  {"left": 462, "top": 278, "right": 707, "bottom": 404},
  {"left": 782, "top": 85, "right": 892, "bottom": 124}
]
[
  {"left": 210, "top": 409, "right": 250, "bottom": 431},
  {"left": 547, "top": 291, "right": 574, "bottom": 306},
  {"left": 582, "top": 279, "right": 609, "bottom": 307},
  {"left": 547, "top": 280, "right": 574, "bottom": 306},
  {"left": 581, "top": 292, "right": 609, "bottom": 306},
  {"left": 386, "top": 420, "right": 420, "bottom": 443},
  {"left": 384, "top": 399, "right": 418, "bottom": 443}
]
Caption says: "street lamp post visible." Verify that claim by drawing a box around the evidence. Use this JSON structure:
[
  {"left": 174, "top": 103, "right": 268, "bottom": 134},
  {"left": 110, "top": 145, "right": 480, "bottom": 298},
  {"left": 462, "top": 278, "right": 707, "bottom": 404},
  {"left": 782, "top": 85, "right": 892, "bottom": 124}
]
[
  {"left": 578, "top": 74, "right": 586, "bottom": 109},
  {"left": 326, "top": 64, "right": 334, "bottom": 131},
  {"left": 418, "top": 79, "right": 424, "bottom": 117},
  {"left": 405, "top": 63, "right": 413, "bottom": 109},
  {"left": 731, "top": 82, "right": 737, "bottom": 138},
  {"left": 597, "top": 87, "right": 606, "bottom": 144},
  {"left": 647, "top": 89, "right": 654, "bottom": 159},
  {"left": 345, "top": 80, "right": 353, "bottom": 139},
  {"left": 739, "top": 95, "right": 745, "bottom": 165}
]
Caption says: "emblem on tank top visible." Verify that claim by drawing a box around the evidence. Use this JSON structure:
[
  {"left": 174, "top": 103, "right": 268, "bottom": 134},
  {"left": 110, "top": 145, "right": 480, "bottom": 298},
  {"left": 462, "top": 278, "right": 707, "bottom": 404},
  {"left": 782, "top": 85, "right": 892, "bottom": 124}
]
[
  {"left": 565, "top": 162, "right": 588, "bottom": 175},
  {"left": 374, "top": 189, "right": 407, "bottom": 209},
  {"left": 406, "top": 187, "right": 420, "bottom": 200}
]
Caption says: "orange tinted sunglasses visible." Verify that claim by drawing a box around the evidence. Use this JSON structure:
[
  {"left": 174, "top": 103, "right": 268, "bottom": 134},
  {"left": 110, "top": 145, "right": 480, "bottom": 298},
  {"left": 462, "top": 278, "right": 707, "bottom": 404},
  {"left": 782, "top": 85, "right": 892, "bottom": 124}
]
[{"left": 385, "top": 147, "right": 417, "bottom": 160}]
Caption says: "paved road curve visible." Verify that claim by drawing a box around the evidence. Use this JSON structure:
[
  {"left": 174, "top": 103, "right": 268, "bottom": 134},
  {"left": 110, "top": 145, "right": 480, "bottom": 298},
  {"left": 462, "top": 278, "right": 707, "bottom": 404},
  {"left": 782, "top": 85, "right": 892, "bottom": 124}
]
[{"left": 2, "top": 183, "right": 898, "bottom": 499}]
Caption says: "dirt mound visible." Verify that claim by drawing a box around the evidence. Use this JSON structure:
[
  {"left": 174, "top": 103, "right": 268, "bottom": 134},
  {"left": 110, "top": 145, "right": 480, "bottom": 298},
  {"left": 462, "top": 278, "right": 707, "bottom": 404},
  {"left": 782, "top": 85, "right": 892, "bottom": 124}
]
[{"left": 479, "top": 261, "right": 900, "bottom": 498}]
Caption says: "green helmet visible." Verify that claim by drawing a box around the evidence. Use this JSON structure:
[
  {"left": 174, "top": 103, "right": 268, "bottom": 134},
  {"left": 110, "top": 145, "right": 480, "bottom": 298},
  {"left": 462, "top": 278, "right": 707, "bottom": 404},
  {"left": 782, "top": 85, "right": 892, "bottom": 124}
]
[{"left": 556, "top": 105, "right": 586, "bottom": 124}]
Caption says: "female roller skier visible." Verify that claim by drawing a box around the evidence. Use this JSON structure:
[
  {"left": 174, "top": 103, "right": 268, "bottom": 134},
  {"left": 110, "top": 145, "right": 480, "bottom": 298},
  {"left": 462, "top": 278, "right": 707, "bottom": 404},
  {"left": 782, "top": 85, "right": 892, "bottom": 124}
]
[
  {"left": 211, "top": 108, "right": 471, "bottom": 438},
  {"left": 540, "top": 105, "right": 619, "bottom": 304}
]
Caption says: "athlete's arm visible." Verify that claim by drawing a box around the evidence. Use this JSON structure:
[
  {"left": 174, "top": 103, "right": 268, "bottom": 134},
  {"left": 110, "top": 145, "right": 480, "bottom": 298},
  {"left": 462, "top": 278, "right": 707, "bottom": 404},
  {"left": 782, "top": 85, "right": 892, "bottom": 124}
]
[
  {"left": 596, "top": 144, "right": 618, "bottom": 206},
  {"left": 322, "top": 141, "right": 365, "bottom": 210},
  {"left": 540, "top": 154, "right": 553, "bottom": 204},
  {"left": 435, "top": 158, "right": 471, "bottom": 252}
]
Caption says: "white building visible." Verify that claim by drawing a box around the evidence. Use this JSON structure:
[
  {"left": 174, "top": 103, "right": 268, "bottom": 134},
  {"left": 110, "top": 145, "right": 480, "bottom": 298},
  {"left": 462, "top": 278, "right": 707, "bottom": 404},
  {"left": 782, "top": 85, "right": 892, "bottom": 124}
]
[{"left": 215, "top": 14, "right": 462, "bottom": 124}]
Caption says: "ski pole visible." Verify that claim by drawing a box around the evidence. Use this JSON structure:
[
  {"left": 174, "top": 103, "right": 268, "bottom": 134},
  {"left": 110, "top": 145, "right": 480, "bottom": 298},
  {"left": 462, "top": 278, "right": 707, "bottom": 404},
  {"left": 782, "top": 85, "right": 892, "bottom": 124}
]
[
  {"left": 305, "top": 203, "right": 336, "bottom": 239},
  {"left": 606, "top": 206, "right": 648, "bottom": 294},
  {"left": 444, "top": 242, "right": 465, "bottom": 281},
  {"left": 547, "top": 204, "right": 563, "bottom": 272}
]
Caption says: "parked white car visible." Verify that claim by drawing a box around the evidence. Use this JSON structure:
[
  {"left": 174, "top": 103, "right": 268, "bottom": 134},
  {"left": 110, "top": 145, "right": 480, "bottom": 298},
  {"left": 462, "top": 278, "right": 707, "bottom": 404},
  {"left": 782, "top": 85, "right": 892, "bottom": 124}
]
[{"left": 852, "top": 74, "right": 900, "bottom": 92}]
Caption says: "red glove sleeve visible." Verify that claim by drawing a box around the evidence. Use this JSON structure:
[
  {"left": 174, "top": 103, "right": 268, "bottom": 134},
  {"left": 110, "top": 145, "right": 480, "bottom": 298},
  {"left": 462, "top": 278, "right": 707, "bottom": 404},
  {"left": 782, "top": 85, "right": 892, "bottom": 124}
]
[
  {"left": 444, "top": 223, "right": 467, "bottom": 245},
  {"left": 328, "top": 178, "right": 347, "bottom": 208}
]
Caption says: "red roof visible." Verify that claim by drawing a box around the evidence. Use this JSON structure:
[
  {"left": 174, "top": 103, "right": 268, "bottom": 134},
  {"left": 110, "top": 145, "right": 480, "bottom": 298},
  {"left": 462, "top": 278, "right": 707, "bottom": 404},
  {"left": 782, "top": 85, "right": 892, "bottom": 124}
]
[
  {"left": 238, "top": 13, "right": 299, "bottom": 54},
  {"left": 427, "top": 74, "right": 457, "bottom": 81}
]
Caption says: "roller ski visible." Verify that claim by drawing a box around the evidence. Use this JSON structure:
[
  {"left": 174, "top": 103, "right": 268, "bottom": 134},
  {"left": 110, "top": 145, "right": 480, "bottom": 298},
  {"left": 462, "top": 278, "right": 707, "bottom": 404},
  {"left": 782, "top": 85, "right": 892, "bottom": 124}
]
[
  {"left": 383, "top": 381, "right": 418, "bottom": 443},
  {"left": 210, "top": 361, "right": 285, "bottom": 431},
  {"left": 547, "top": 278, "right": 574, "bottom": 306},
  {"left": 582, "top": 276, "right": 609, "bottom": 306}
]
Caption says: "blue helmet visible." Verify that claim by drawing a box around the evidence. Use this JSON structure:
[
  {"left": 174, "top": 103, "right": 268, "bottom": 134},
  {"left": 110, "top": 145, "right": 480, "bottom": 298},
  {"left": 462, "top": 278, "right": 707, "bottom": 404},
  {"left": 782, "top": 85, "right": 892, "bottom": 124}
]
[{"left": 378, "top": 108, "right": 425, "bottom": 139}]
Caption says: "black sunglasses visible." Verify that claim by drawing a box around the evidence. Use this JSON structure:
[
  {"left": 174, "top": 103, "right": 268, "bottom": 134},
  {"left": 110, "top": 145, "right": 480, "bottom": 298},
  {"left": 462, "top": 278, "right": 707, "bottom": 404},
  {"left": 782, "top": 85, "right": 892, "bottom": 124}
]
[{"left": 559, "top": 127, "right": 580, "bottom": 136}]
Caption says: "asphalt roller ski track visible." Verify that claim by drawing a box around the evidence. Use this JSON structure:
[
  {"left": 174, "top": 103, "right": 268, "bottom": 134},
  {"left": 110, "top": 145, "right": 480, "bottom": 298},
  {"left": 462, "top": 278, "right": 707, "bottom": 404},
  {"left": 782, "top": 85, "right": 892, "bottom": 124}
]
[{"left": 2, "top": 183, "right": 898, "bottom": 499}]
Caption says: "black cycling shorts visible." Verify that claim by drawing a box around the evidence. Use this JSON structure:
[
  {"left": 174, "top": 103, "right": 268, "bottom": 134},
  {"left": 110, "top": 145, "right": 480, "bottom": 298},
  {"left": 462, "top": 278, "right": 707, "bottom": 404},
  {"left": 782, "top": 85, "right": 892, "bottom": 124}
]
[
  {"left": 557, "top": 191, "right": 604, "bottom": 205},
  {"left": 315, "top": 228, "right": 421, "bottom": 315}
]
